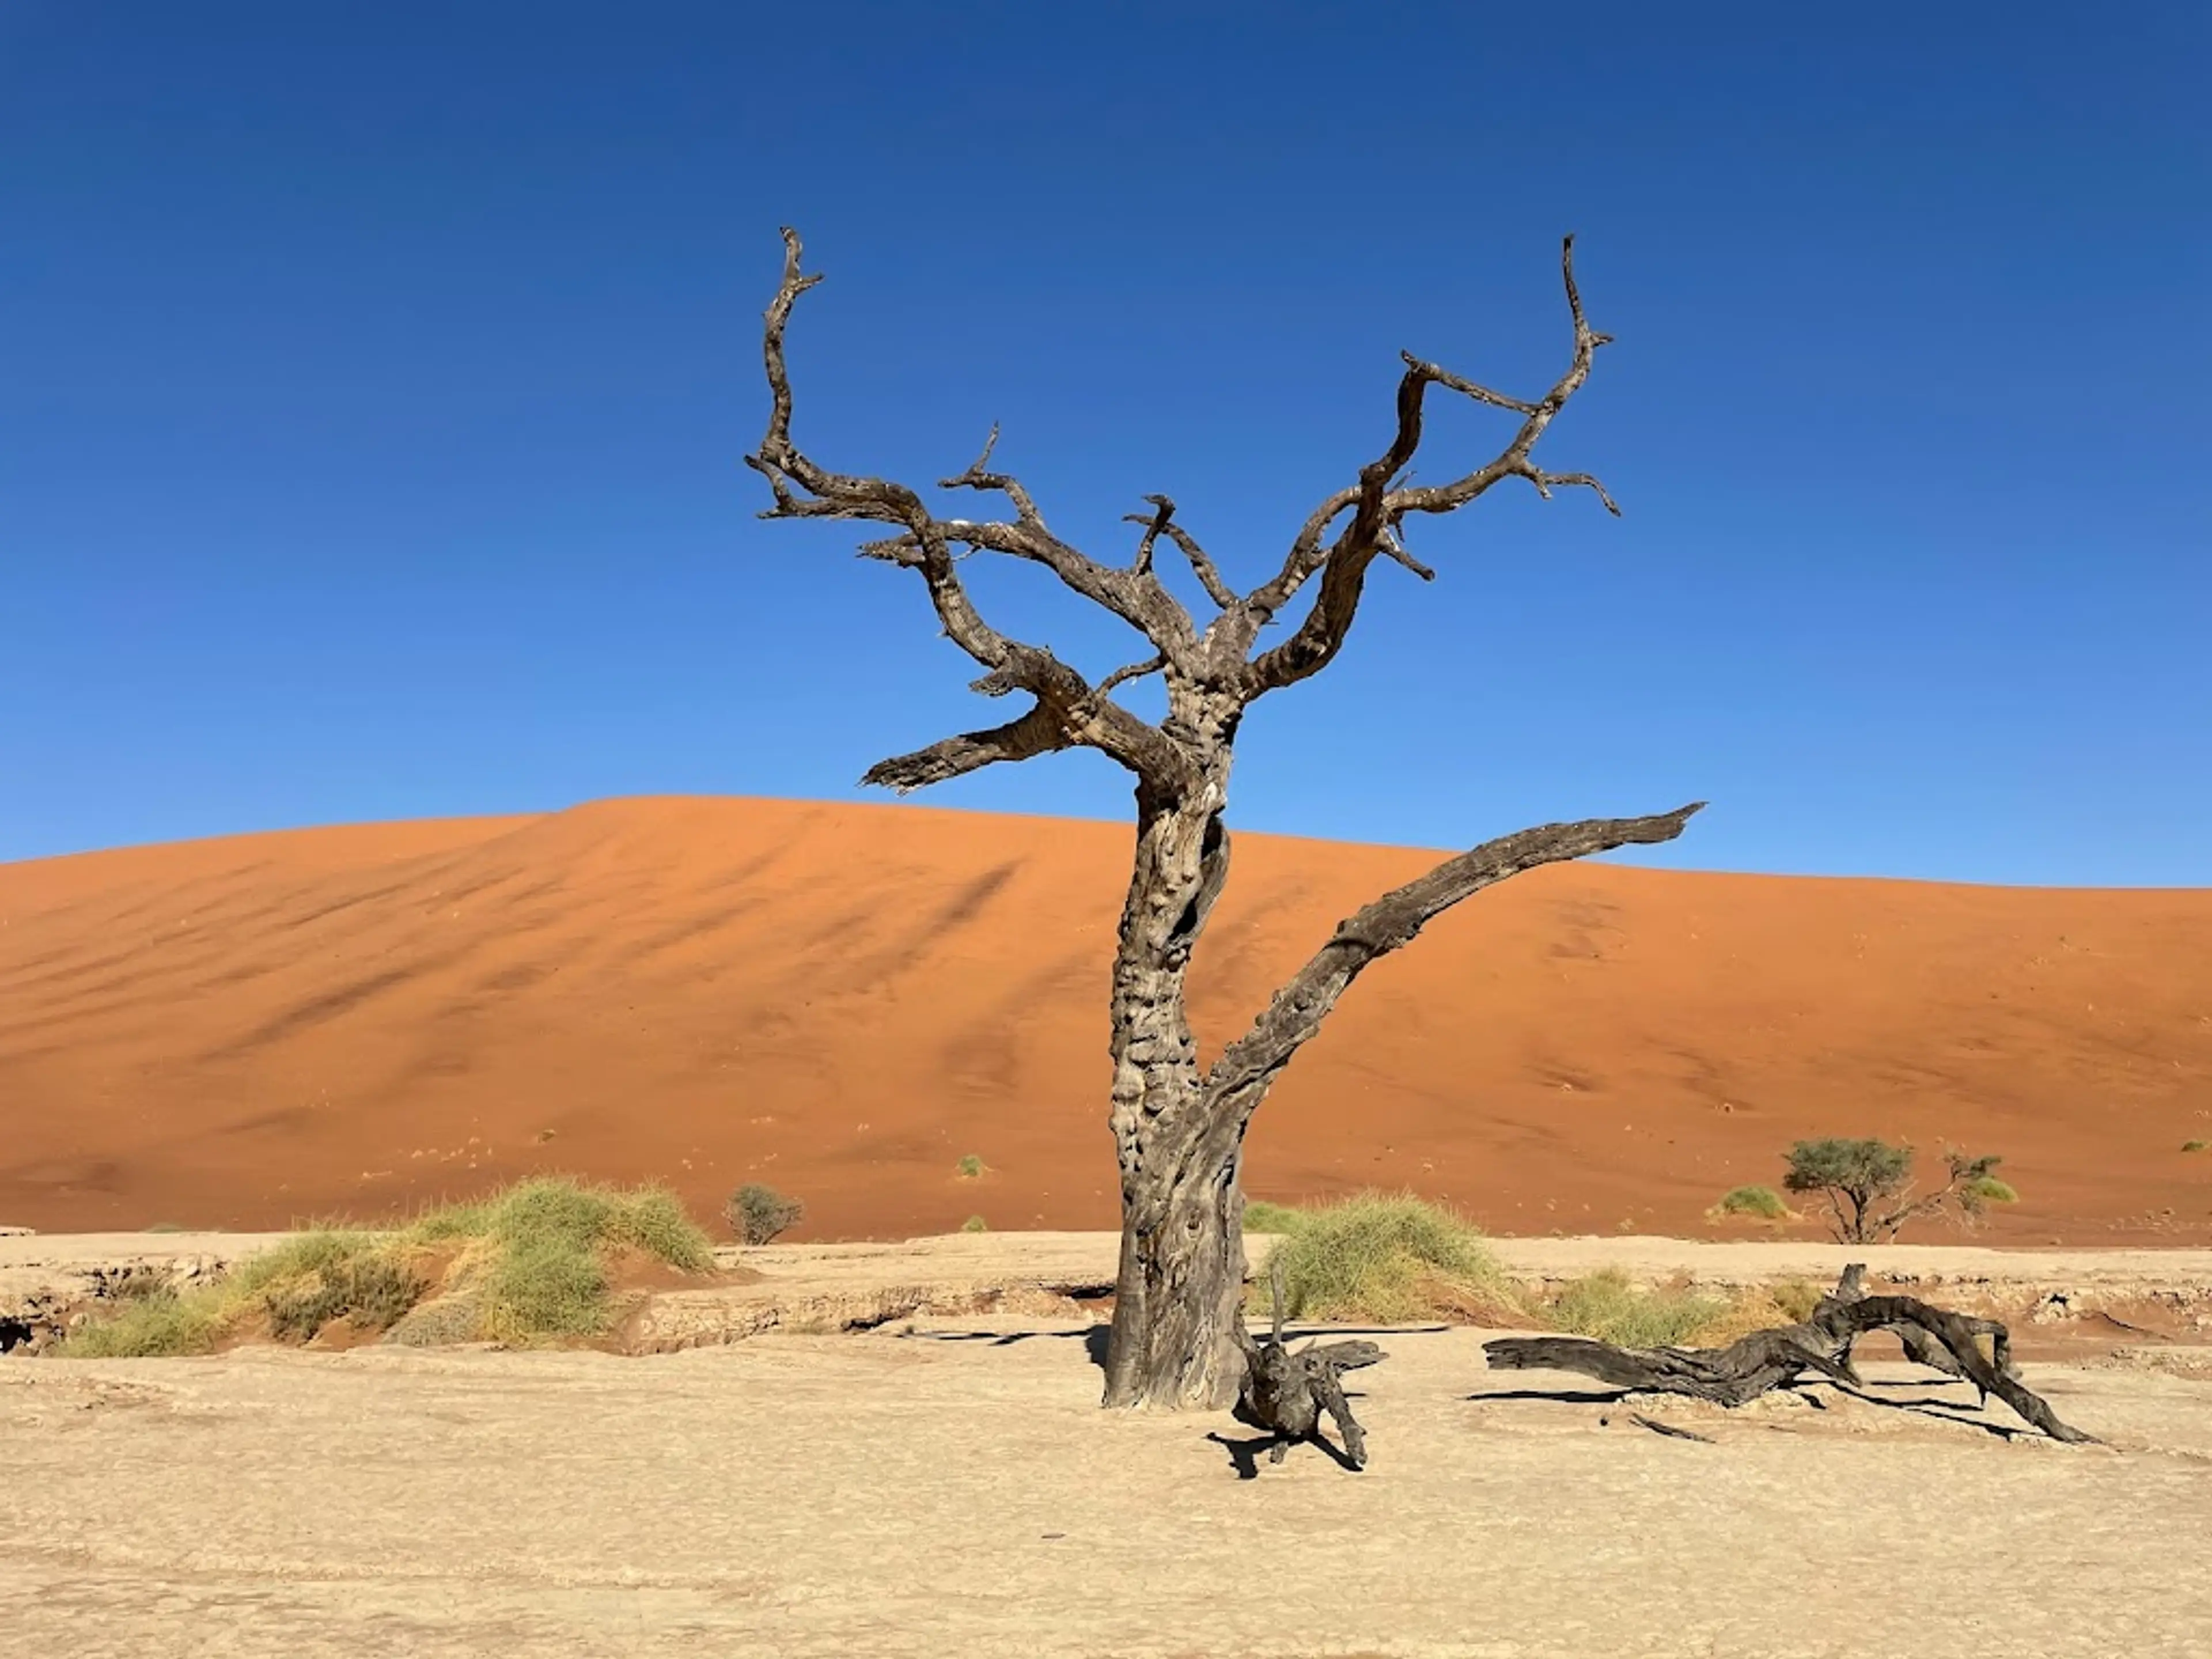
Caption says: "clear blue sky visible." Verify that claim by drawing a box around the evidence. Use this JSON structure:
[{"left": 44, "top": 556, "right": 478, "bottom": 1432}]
[{"left": 4, "top": 3, "right": 2205, "bottom": 884}]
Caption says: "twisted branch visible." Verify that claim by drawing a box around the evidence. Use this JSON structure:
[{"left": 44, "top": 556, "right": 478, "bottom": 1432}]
[
  {"left": 1119, "top": 495, "right": 1237, "bottom": 609},
  {"left": 749, "top": 229, "right": 1196, "bottom": 793},
  {"left": 1238, "top": 236, "right": 1616, "bottom": 692}
]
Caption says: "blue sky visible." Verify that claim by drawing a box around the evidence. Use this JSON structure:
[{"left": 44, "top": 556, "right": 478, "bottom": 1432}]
[{"left": 3, "top": 3, "right": 2205, "bottom": 884}]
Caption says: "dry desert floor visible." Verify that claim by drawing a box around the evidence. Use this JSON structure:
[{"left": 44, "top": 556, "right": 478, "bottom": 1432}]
[{"left": 6, "top": 1233, "right": 2212, "bottom": 1659}]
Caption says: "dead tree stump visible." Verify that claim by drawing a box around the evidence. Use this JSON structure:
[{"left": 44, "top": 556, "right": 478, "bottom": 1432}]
[
  {"left": 1482, "top": 1264, "right": 2095, "bottom": 1444},
  {"left": 1231, "top": 1259, "right": 1387, "bottom": 1468}
]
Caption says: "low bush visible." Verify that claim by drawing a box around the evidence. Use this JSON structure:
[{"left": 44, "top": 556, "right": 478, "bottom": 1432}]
[
  {"left": 1710, "top": 1184, "right": 1791, "bottom": 1222},
  {"left": 60, "top": 1178, "right": 713, "bottom": 1356},
  {"left": 726, "top": 1183, "right": 804, "bottom": 1245},
  {"left": 961, "top": 1215, "right": 988, "bottom": 1233},
  {"left": 955, "top": 1155, "right": 987, "bottom": 1180},
  {"left": 1244, "top": 1191, "right": 1512, "bottom": 1323},
  {"left": 1537, "top": 1268, "right": 1729, "bottom": 1348},
  {"left": 265, "top": 1254, "right": 425, "bottom": 1342},
  {"left": 1240, "top": 1200, "right": 1306, "bottom": 1234}
]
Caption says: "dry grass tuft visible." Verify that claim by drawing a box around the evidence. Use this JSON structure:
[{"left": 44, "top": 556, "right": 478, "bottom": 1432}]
[{"left": 59, "top": 1177, "right": 712, "bottom": 1357}]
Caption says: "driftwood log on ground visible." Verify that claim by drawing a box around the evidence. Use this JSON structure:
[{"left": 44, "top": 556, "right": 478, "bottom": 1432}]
[
  {"left": 1484, "top": 1264, "right": 2096, "bottom": 1444},
  {"left": 1230, "top": 1261, "right": 1386, "bottom": 1468}
]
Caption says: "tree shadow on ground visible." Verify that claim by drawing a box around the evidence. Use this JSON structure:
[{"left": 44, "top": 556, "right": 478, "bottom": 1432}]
[
  {"left": 1205, "top": 1429, "right": 1363, "bottom": 1478},
  {"left": 1468, "top": 1377, "right": 2034, "bottom": 1440},
  {"left": 898, "top": 1325, "right": 1113, "bottom": 1370},
  {"left": 902, "top": 1320, "right": 1439, "bottom": 1374}
]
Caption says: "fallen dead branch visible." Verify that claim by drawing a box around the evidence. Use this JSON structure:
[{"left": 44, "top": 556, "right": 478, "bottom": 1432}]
[{"left": 1483, "top": 1263, "right": 2097, "bottom": 1444}]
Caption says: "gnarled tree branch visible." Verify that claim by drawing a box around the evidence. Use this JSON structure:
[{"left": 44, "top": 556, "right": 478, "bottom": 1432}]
[
  {"left": 861, "top": 702, "right": 1071, "bottom": 794},
  {"left": 749, "top": 228, "right": 1199, "bottom": 794},
  {"left": 1205, "top": 804, "right": 1703, "bottom": 1115},
  {"left": 1119, "top": 495, "right": 1237, "bottom": 611},
  {"left": 1237, "top": 236, "right": 1616, "bottom": 691}
]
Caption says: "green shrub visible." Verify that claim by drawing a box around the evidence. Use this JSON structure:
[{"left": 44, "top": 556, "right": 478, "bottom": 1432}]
[
  {"left": 1712, "top": 1184, "right": 1791, "bottom": 1221},
  {"left": 1240, "top": 1200, "right": 1307, "bottom": 1234},
  {"left": 227, "top": 1228, "right": 381, "bottom": 1296},
  {"left": 58, "top": 1289, "right": 224, "bottom": 1358},
  {"left": 961, "top": 1215, "right": 988, "bottom": 1233},
  {"left": 62, "top": 1178, "right": 711, "bottom": 1355},
  {"left": 480, "top": 1230, "right": 608, "bottom": 1341},
  {"left": 1248, "top": 1191, "right": 1506, "bottom": 1322},
  {"left": 2183, "top": 1140, "right": 2208, "bottom": 1154},
  {"left": 955, "top": 1154, "right": 987, "bottom": 1179},
  {"left": 726, "top": 1183, "right": 803, "bottom": 1245},
  {"left": 1540, "top": 1268, "right": 1728, "bottom": 1348},
  {"left": 468, "top": 1177, "right": 713, "bottom": 1341}
]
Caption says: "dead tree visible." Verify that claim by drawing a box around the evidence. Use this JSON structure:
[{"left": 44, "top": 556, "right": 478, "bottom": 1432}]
[
  {"left": 1483, "top": 1266, "right": 2096, "bottom": 1442},
  {"left": 1231, "top": 1257, "right": 1387, "bottom": 1468},
  {"left": 748, "top": 227, "right": 1698, "bottom": 1410}
]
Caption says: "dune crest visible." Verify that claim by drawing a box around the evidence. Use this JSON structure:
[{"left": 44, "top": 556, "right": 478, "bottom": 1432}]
[{"left": 3, "top": 796, "right": 2208, "bottom": 1243}]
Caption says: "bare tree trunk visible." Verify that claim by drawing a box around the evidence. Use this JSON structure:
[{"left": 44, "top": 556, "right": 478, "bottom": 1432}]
[{"left": 1100, "top": 777, "right": 1254, "bottom": 1409}]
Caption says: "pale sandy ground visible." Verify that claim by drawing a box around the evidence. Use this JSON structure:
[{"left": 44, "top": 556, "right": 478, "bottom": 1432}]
[
  {"left": 6, "top": 1234, "right": 2212, "bottom": 1657},
  {"left": 6, "top": 1326, "right": 2211, "bottom": 1658},
  {"left": 13, "top": 1229, "right": 2212, "bottom": 1321}
]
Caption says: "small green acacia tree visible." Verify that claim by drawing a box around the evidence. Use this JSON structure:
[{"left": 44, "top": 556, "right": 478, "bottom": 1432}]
[{"left": 1782, "top": 1138, "right": 2014, "bottom": 1244}]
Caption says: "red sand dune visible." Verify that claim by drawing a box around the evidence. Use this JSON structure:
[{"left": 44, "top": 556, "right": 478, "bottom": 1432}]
[{"left": 2, "top": 796, "right": 2209, "bottom": 1244}]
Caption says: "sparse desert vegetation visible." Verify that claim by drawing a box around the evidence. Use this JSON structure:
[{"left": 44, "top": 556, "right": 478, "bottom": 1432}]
[
  {"left": 955, "top": 1154, "right": 987, "bottom": 1179},
  {"left": 59, "top": 1177, "right": 713, "bottom": 1357},
  {"left": 1782, "top": 1138, "right": 2016, "bottom": 1243},
  {"left": 1239, "top": 1193, "right": 1882, "bottom": 1349},
  {"left": 1711, "top": 1183, "right": 1793, "bottom": 1222},
  {"left": 1241, "top": 1191, "right": 1515, "bottom": 1323},
  {"left": 727, "top": 1182, "right": 804, "bottom": 1245},
  {"left": 1532, "top": 1266, "right": 1727, "bottom": 1347}
]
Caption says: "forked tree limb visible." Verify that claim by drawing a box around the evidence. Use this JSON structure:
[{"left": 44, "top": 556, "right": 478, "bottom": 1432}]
[
  {"left": 748, "top": 228, "right": 1201, "bottom": 793},
  {"left": 1482, "top": 1267, "right": 2096, "bottom": 1444},
  {"left": 752, "top": 248, "right": 1191, "bottom": 660},
  {"left": 1236, "top": 236, "right": 1616, "bottom": 690},
  {"left": 1205, "top": 804, "right": 1703, "bottom": 1115}
]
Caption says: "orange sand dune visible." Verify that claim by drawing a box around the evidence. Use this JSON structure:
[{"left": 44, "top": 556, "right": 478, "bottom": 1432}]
[{"left": 3, "top": 797, "right": 2209, "bottom": 1244}]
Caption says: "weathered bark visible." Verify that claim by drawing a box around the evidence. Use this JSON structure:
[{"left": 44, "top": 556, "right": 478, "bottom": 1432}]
[
  {"left": 1229, "top": 1262, "right": 1387, "bottom": 1468},
  {"left": 748, "top": 227, "right": 1696, "bottom": 1411},
  {"left": 1483, "top": 1267, "right": 2096, "bottom": 1443},
  {"left": 1100, "top": 766, "right": 1247, "bottom": 1410}
]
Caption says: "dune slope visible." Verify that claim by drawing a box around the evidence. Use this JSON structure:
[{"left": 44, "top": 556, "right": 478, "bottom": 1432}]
[{"left": 2, "top": 797, "right": 2208, "bottom": 1243}]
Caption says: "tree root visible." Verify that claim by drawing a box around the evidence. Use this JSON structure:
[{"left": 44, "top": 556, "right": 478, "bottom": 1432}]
[{"left": 1483, "top": 1264, "right": 2097, "bottom": 1444}]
